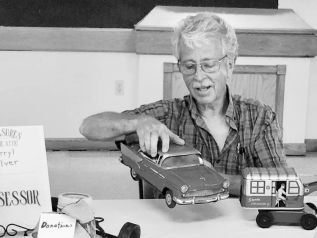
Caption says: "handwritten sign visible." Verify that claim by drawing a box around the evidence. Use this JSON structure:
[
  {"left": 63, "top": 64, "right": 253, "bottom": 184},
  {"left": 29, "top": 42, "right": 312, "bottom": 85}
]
[
  {"left": 0, "top": 126, "right": 52, "bottom": 228},
  {"left": 37, "top": 213, "right": 76, "bottom": 238}
]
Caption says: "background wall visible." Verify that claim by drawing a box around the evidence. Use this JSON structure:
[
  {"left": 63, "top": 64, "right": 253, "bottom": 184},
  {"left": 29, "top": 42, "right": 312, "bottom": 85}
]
[
  {"left": 279, "top": 0, "right": 317, "bottom": 140},
  {"left": 0, "top": 51, "right": 138, "bottom": 138},
  {"left": 0, "top": 1, "right": 316, "bottom": 142}
]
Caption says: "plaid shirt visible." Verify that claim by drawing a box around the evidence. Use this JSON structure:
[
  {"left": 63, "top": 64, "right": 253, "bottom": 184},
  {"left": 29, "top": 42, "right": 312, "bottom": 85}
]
[{"left": 123, "top": 91, "right": 287, "bottom": 175}]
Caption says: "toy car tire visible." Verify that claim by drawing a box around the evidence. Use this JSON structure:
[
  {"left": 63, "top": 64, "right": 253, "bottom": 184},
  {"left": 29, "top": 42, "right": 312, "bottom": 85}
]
[
  {"left": 256, "top": 211, "right": 273, "bottom": 228},
  {"left": 118, "top": 222, "right": 141, "bottom": 238},
  {"left": 130, "top": 168, "right": 140, "bottom": 181},
  {"left": 165, "top": 190, "right": 176, "bottom": 208},
  {"left": 300, "top": 214, "right": 317, "bottom": 230}
]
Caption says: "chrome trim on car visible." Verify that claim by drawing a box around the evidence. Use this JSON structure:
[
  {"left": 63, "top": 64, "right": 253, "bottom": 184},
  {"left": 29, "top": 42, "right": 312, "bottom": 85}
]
[
  {"left": 183, "top": 189, "right": 221, "bottom": 197},
  {"left": 173, "top": 192, "right": 229, "bottom": 205}
]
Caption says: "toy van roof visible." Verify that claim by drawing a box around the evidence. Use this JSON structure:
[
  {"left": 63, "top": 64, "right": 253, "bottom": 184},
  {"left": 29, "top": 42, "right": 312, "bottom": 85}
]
[{"left": 241, "top": 167, "right": 298, "bottom": 180}]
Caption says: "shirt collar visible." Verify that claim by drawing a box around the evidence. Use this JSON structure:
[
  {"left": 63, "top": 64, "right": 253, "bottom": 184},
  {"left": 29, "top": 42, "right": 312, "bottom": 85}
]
[
  {"left": 185, "top": 85, "right": 238, "bottom": 130},
  {"left": 224, "top": 86, "right": 238, "bottom": 130}
]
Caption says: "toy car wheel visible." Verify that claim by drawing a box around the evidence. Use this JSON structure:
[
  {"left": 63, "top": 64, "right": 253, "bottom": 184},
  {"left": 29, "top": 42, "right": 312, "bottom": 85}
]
[
  {"left": 256, "top": 211, "right": 273, "bottom": 228},
  {"left": 165, "top": 190, "right": 176, "bottom": 208},
  {"left": 130, "top": 168, "right": 140, "bottom": 181},
  {"left": 300, "top": 214, "right": 317, "bottom": 230},
  {"left": 118, "top": 222, "right": 141, "bottom": 238}
]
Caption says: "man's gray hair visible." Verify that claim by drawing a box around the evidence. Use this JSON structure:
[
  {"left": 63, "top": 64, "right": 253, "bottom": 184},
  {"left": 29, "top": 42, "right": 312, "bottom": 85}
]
[{"left": 172, "top": 12, "right": 238, "bottom": 61}]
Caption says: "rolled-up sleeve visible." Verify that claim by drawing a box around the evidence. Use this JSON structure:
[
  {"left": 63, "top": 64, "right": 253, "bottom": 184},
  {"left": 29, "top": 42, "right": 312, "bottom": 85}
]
[{"left": 122, "top": 100, "right": 171, "bottom": 124}]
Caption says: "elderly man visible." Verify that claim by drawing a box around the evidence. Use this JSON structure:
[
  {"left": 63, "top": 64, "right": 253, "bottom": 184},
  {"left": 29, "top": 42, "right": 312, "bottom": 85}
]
[{"left": 80, "top": 12, "right": 286, "bottom": 196}]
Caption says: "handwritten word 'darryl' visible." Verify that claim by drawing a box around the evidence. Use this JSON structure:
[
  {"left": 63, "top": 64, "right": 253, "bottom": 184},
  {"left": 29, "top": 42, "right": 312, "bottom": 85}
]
[
  {"left": 0, "top": 190, "right": 41, "bottom": 207},
  {"left": 0, "top": 150, "right": 14, "bottom": 159},
  {"left": 41, "top": 221, "right": 73, "bottom": 229},
  {"left": 0, "top": 128, "right": 21, "bottom": 140}
]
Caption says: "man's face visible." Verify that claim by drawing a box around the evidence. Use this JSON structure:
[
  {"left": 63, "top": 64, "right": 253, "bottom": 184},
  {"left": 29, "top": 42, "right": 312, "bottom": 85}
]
[{"left": 179, "top": 38, "right": 231, "bottom": 106}]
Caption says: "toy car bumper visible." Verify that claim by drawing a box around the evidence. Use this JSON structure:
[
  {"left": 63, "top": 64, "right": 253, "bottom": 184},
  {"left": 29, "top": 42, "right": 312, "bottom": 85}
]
[{"left": 173, "top": 192, "right": 229, "bottom": 205}]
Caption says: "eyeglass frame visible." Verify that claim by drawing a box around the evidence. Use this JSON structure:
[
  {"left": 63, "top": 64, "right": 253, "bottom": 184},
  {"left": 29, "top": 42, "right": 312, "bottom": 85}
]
[{"left": 177, "top": 55, "right": 228, "bottom": 75}]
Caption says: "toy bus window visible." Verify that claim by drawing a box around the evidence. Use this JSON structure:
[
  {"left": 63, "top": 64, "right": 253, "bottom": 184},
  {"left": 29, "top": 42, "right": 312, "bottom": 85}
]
[
  {"left": 288, "top": 181, "right": 299, "bottom": 194},
  {"left": 272, "top": 181, "right": 276, "bottom": 194},
  {"left": 250, "top": 181, "right": 265, "bottom": 194}
]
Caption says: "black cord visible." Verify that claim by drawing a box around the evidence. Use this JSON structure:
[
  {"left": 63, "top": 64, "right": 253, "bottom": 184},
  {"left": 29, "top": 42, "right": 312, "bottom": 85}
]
[
  {"left": 95, "top": 217, "right": 117, "bottom": 238},
  {"left": 0, "top": 224, "right": 34, "bottom": 237}
]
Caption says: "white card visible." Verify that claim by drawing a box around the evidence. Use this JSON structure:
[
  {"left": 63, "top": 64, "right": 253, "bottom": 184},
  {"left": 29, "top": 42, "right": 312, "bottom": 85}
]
[
  {"left": 0, "top": 126, "right": 52, "bottom": 228},
  {"left": 37, "top": 213, "right": 76, "bottom": 238}
]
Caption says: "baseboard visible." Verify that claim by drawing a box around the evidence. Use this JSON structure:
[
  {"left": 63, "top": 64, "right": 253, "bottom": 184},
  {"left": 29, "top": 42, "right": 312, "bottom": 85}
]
[
  {"left": 305, "top": 139, "right": 317, "bottom": 152},
  {"left": 46, "top": 138, "right": 309, "bottom": 156},
  {"left": 284, "top": 143, "right": 306, "bottom": 156},
  {"left": 45, "top": 138, "right": 118, "bottom": 151}
]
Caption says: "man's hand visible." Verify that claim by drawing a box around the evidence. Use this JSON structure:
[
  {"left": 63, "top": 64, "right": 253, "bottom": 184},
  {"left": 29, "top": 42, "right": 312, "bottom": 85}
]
[{"left": 136, "top": 116, "right": 185, "bottom": 157}]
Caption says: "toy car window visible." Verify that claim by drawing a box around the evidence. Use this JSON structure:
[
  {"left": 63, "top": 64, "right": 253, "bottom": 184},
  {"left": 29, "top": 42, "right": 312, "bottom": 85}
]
[
  {"left": 250, "top": 181, "right": 265, "bottom": 194},
  {"left": 288, "top": 181, "right": 299, "bottom": 194},
  {"left": 272, "top": 181, "right": 276, "bottom": 194},
  {"left": 161, "top": 154, "right": 202, "bottom": 169},
  {"left": 139, "top": 151, "right": 159, "bottom": 162}
]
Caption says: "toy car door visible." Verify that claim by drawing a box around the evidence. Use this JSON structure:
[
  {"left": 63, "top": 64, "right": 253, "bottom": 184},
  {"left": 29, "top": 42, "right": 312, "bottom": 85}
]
[
  {"left": 272, "top": 180, "right": 304, "bottom": 209},
  {"left": 138, "top": 151, "right": 165, "bottom": 189},
  {"left": 285, "top": 180, "right": 304, "bottom": 208},
  {"left": 273, "top": 181, "right": 287, "bottom": 208}
]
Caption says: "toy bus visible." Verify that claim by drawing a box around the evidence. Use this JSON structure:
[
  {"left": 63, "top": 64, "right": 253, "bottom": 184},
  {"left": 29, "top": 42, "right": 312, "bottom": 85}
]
[{"left": 240, "top": 167, "right": 317, "bottom": 230}]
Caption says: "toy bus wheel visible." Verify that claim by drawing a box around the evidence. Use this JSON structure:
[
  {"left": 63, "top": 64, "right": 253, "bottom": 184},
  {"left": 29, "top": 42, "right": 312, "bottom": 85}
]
[
  {"left": 118, "top": 222, "right": 141, "bottom": 238},
  {"left": 300, "top": 214, "right": 317, "bottom": 230},
  {"left": 165, "top": 190, "right": 176, "bottom": 208},
  {"left": 130, "top": 168, "right": 140, "bottom": 181},
  {"left": 256, "top": 211, "right": 273, "bottom": 228}
]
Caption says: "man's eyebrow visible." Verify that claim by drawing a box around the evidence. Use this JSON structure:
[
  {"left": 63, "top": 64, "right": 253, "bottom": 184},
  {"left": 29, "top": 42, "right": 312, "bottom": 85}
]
[
  {"left": 200, "top": 57, "right": 217, "bottom": 61},
  {"left": 180, "top": 57, "right": 219, "bottom": 63},
  {"left": 180, "top": 59, "right": 196, "bottom": 64}
]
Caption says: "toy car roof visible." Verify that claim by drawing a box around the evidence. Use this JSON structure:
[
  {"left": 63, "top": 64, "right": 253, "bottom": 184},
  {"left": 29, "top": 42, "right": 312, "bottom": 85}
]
[
  {"left": 159, "top": 144, "right": 201, "bottom": 157},
  {"left": 241, "top": 167, "right": 298, "bottom": 180}
]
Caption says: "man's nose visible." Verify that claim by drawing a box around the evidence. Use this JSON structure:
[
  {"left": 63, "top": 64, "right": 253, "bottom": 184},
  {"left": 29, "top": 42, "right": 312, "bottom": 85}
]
[{"left": 194, "top": 65, "right": 205, "bottom": 81}]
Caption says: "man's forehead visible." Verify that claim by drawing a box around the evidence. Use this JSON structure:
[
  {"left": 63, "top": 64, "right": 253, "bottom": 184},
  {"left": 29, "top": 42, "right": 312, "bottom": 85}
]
[{"left": 179, "top": 37, "right": 223, "bottom": 60}]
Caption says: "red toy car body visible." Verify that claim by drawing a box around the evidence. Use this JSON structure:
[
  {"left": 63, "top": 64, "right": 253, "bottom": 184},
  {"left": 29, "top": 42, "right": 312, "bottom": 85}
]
[{"left": 120, "top": 143, "right": 229, "bottom": 208}]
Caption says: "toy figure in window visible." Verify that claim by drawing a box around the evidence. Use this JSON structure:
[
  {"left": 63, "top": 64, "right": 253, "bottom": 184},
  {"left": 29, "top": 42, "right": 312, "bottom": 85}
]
[{"left": 275, "top": 182, "right": 286, "bottom": 207}]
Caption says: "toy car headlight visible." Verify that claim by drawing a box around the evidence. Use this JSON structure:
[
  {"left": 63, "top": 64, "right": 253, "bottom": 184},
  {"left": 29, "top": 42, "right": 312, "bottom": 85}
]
[
  {"left": 181, "top": 185, "right": 188, "bottom": 193},
  {"left": 223, "top": 180, "right": 230, "bottom": 189}
]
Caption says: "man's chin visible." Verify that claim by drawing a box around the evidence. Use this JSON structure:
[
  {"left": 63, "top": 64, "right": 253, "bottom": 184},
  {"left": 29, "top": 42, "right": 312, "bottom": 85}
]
[{"left": 192, "top": 95, "right": 215, "bottom": 105}]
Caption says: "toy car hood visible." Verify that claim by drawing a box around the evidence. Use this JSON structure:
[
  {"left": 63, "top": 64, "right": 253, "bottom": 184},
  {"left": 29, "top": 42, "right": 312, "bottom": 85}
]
[{"left": 167, "top": 166, "right": 225, "bottom": 189}]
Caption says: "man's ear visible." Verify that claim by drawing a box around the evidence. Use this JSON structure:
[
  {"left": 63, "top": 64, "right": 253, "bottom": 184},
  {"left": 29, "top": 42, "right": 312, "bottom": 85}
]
[
  {"left": 227, "top": 59, "right": 234, "bottom": 74},
  {"left": 225, "top": 59, "right": 234, "bottom": 83},
  {"left": 228, "top": 62, "right": 233, "bottom": 69}
]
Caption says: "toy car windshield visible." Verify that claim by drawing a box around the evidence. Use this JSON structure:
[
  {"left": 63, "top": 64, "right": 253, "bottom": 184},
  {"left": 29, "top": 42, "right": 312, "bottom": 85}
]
[{"left": 161, "top": 154, "right": 203, "bottom": 169}]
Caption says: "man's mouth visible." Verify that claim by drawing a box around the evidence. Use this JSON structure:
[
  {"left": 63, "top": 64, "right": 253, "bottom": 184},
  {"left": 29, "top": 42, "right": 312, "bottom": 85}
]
[{"left": 195, "top": 85, "right": 212, "bottom": 92}]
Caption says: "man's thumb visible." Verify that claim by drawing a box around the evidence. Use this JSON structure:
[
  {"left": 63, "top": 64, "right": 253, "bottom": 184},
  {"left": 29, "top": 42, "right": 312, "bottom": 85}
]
[{"left": 169, "top": 132, "right": 185, "bottom": 145}]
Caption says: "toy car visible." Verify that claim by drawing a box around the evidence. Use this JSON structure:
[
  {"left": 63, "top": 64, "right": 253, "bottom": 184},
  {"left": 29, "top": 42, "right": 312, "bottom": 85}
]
[
  {"left": 120, "top": 143, "right": 229, "bottom": 208},
  {"left": 240, "top": 167, "right": 317, "bottom": 230}
]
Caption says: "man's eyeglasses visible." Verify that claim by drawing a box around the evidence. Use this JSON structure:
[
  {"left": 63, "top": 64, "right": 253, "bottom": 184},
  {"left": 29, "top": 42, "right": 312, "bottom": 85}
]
[{"left": 178, "top": 55, "right": 227, "bottom": 75}]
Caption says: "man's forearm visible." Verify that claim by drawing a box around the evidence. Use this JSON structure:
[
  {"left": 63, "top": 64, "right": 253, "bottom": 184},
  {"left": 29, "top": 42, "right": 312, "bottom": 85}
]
[{"left": 79, "top": 112, "right": 140, "bottom": 141}]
